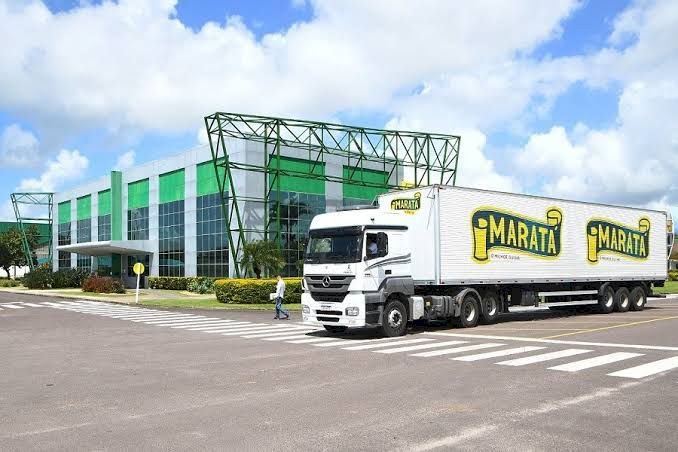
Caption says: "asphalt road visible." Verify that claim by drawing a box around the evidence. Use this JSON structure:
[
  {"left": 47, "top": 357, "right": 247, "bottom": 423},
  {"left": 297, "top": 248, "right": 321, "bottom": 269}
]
[{"left": 2, "top": 292, "right": 678, "bottom": 451}]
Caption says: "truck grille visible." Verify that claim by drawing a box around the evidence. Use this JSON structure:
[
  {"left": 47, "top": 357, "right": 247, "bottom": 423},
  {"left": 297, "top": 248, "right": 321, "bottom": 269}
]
[{"left": 306, "top": 275, "right": 354, "bottom": 304}]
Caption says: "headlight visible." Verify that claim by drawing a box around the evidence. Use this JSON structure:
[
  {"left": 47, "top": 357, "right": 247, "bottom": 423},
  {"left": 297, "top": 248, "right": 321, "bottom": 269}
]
[
  {"left": 301, "top": 278, "right": 308, "bottom": 291},
  {"left": 302, "top": 305, "right": 310, "bottom": 314},
  {"left": 345, "top": 307, "right": 359, "bottom": 316}
]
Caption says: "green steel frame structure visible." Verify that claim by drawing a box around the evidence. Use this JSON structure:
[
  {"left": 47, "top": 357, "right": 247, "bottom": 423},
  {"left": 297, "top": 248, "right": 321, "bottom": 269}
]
[
  {"left": 204, "top": 112, "right": 461, "bottom": 277},
  {"left": 10, "top": 192, "right": 54, "bottom": 270}
]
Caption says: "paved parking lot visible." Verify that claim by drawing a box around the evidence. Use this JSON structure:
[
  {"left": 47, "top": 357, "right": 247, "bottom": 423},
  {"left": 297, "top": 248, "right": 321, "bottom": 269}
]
[{"left": 2, "top": 292, "right": 678, "bottom": 451}]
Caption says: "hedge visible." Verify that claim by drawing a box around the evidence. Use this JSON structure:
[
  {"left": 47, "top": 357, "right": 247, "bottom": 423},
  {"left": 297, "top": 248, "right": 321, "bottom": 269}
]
[
  {"left": 82, "top": 276, "right": 125, "bottom": 294},
  {"left": 215, "top": 278, "right": 303, "bottom": 304},
  {"left": 669, "top": 271, "right": 678, "bottom": 282},
  {"left": 148, "top": 276, "right": 217, "bottom": 292}
]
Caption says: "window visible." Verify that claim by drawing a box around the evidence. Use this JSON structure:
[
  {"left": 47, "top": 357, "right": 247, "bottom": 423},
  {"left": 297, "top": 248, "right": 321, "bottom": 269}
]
[
  {"left": 127, "top": 255, "right": 150, "bottom": 277},
  {"left": 98, "top": 214, "right": 111, "bottom": 241},
  {"left": 270, "top": 190, "right": 326, "bottom": 277},
  {"left": 127, "top": 207, "right": 149, "bottom": 240},
  {"left": 58, "top": 222, "right": 71, "bottom": 269},
  {"left": 196, "top": 192, "right": 229, "bottom": 277},
  {"left": 159, "top": 200, "right": 185, "bottom": 277},
  {"left": 365, "top": 232, "right": 388, "bottom": 260},
  {"left": 97, "top": 256, "right": 112, "bottom": 276}
]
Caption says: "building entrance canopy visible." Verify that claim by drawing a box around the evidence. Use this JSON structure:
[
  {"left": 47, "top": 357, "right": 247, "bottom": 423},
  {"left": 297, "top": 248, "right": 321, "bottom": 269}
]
[{"left": 56, "top": 240, "right": 154, "bottom": 257}]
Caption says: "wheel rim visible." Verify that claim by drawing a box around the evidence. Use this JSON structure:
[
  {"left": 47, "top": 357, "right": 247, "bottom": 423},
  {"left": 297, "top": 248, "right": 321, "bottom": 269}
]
[
  {"left": 464, "top": 301, "right": 476, "bottom": 322},
  {"left": 620, "top": 295, "right": 629, "bottom": 308},
  {"left": 485, "top": 298, "right": 497, "bottom": 317},
  {"left": 605, "top": 293, "right": 614, "bottom": 308},
  {"left": 388, "top": 309, "right": 402, "bottom": 329}
]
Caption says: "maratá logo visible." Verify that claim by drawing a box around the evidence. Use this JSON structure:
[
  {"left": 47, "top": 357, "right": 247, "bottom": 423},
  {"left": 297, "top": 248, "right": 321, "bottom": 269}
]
[
  {"left": 586, "top": 217, "right": 650, "bottom": 263},
  {"left": 472, "top": 207, "right": 563, "bottom": 263},
  {"left": 390, "top": 192, "right": 421, "bottom": 213}
]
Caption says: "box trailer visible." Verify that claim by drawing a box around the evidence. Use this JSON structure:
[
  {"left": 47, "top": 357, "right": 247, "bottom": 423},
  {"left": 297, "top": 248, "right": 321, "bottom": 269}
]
[{"left": 301, "top": 185, "right": 670, "bottom": 336}]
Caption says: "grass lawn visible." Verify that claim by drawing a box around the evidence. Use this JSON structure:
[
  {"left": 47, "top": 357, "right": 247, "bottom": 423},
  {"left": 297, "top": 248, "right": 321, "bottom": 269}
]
[
  {"left": 652, "top": 280, "right": 678, "bottom": 295},
  {"left": 139, "top": 298, "right": 302, "bottom": 311}
]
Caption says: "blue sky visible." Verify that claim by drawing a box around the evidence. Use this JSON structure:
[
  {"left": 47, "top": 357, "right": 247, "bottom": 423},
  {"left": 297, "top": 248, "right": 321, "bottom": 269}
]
[{"left": 1, "top": 0, "right": 676, "bottom": 221}]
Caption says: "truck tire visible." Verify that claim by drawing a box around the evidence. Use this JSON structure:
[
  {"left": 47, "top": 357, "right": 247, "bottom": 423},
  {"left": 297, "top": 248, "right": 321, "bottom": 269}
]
[
  {"left": 614, "top": 287, "right": 630, "bottom": 312},
  {"left": 629, "top": 286, "right": 647, "bottom": 311},
  {"left": 324, "top": 325, "right": 348, "bottom": 334},
  {"left": 380, "top": 299, "right": 408, "bottom": 337},
  {"left": 598, "top": 285, "right": 615, "bottom": 314},
  {"left": 480, "top": 292, "right": 500, "bottom": 325},
  {"left": 456, "top": 292, "right": 480, "bottom": 328}
]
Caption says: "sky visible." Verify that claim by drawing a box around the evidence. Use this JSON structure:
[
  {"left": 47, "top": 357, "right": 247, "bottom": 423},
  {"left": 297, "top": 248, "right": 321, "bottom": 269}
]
[{"left": 0, "top": 0, "right": 677, "bottom": 223}]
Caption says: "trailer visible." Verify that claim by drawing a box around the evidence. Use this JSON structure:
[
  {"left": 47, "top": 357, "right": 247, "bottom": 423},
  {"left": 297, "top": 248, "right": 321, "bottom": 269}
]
[{"left": 301, "top": 185, "right": 670, "bottom": 336}]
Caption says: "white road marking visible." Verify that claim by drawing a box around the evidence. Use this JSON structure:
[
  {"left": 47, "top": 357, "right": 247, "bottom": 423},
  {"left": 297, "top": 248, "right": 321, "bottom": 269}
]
[
  {"left": 425, "top": 331, "right": 678, "bottom": 352},
  {"left": 342, "top": 338, "right": 433, "bottom": 351},
  {"left": 262, "top": 334, "right": 318, "bottom": 341},
  {"left": 608, "top": 356, "right": 678, "bottom": 379},
  {"left": 221, "top": 326, "right": 305, "bottom": 336},
  {"left": 453, "top": 346, "right": 546, "bottom": 362},
  {"left": 3, "top": 304, "right": 24, "bottom": 309},
  {"left": 21, "top": 302, "right": 43, "bottom": 307},
  {"left": 135, "top": 317, "right": 214, "bottom": 324},
  {"left": 0, "top": 307, "right": 3, "bottom": 310},
  {"left": 549, "top": 352, "right": 643, "bottom": 372},
  {"left": 311, "top": 339, "right": 376, "bottom": 347},
  {"left": 173, "top": 321, "right": 249, "bottom": 330},
  {"left": 373, "top": 341, "right": 468, "bottom": 354},
  {"left": 241, "top": 329, "right": 320, "bottom": 339},
  {"left": 285, "top": 337, "right": 337, "bottom": 344},
  {"left": 410, "top": 343, "right": 504, "bottom": 358},
  {"left": 497, "top": 349, "right": 592, "bottom": 366},
  {"left": 181, "top": 322, "right": 255, "bottom": 331}
]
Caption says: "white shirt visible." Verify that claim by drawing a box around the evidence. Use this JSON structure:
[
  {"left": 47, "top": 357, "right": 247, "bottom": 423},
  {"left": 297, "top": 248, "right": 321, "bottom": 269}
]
[{"left": 275, "top": 279, "right": 286, "bottom": 298}]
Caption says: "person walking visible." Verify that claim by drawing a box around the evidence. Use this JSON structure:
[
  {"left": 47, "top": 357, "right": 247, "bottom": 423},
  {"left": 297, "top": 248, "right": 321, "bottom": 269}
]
[{"left": 274, "top": 274, "right": 289, "bottom": 320}]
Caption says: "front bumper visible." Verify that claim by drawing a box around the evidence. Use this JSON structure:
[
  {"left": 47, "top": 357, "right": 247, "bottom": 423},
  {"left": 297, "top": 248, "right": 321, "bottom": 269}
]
[{"left": 301, "top": 292, "right": 367, "bottom": 328}]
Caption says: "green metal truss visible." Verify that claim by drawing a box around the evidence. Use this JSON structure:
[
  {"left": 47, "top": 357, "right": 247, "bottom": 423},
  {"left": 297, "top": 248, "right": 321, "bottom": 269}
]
[
  {"left": 10, "top": 192, "right": 54, "bottom": 271},
  {"left": 204, "top": 112, "right": 461, "bottom": 277}
]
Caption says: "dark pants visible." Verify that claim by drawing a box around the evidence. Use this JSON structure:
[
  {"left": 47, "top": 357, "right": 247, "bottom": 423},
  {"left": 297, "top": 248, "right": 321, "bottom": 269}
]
[{"left": 275, "top": 297, "right": 289, "bottom": 318}]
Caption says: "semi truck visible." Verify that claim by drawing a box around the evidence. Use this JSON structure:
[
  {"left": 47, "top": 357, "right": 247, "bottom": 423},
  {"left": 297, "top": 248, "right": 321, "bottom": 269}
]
[{"left": 301, "top": 185, "right": 671, "bottom": 336}]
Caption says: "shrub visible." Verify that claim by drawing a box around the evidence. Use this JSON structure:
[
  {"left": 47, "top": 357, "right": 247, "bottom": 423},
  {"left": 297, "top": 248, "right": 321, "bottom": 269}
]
[
  {"left": 669, "top": 271, "right": 678, "bottom": 282},
  {"left": 0, "top": 279, "right": 20, "bottom": 287},
  {"left": 148, "top": 277, "right": 190, "bottom": 290},
  {"left": 82, "top": 276, "right": 125, "bottom": 294},
  {"left": 23, "top": 264, "right": 54, "bottom": 289},
  {"left": 187, "top": 277, "right": 215, "bottom": 294},
  {"left": 51, "top": 268, "right": 90, "bottom": 289},
  {"left": 214, "top": 278, "right": 302, "bottom": 304}
]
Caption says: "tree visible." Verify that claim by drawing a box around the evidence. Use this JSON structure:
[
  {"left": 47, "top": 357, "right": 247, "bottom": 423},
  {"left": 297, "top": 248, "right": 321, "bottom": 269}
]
[
  {"left": 239, "top": 240, "right": 284, "bottom": 279},
  {"left": 0, "top": 228, "right": 26, "bottom": 278}
]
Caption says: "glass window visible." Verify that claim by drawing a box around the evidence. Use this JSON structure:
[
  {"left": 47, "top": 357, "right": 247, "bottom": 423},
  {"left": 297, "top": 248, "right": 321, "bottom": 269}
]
[
  {"left": 196, "top": 193, "right": 229, "bottom": 277},
  {"left": 58, "top": 222, "right": 71, "bottom": 269},
  {"left": 159, "top": 200, "right": 185, "bottom": 277},
  {"left": 127, "top": 207, "right": 149, "bottom": 240}
]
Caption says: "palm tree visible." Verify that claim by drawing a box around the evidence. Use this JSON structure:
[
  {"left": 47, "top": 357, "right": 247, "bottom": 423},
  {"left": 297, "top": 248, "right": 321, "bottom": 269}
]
[{"left": 240, "top": 240, "right": 284, "bottom": 279}]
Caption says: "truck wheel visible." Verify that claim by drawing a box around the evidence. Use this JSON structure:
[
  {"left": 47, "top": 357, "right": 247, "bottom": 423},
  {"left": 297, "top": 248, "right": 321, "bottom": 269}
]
[
  {"left": 629, "top": 286, "right": 647, "bottom": 311},
  {"left": 456, "top": 292, "right": 480, "bottom": 328},
  {"left": 324, "top": 325, "right": 348, "bottom": 334},
  {"left": 614, "top": 287, "right": 630, "bottom": 312},
  {"left": 598, "top": 285, "right": 615, "bottom": 314},
  {"left": 480, "top": 292, "right": 500, "bottom": 325},
  {"left": 380, "top": 299, "right": 408, "bottom": 337}
]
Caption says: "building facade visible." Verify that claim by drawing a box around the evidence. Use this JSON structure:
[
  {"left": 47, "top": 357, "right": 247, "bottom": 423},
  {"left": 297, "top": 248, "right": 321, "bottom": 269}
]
[{"left": 53, "top": 140, "right": 395, "bottom": 285}]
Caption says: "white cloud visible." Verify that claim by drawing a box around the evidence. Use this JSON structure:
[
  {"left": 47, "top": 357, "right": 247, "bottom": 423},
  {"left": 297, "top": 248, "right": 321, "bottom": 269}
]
[
  {"left": 18, "top": 149, "right": 89, "bottom": 192},
  {"left": 114, "top": 149, "right": 136, "bottom": 170},
  {"left": 0, "top": 123, "right": 41, "bottom": 167}
]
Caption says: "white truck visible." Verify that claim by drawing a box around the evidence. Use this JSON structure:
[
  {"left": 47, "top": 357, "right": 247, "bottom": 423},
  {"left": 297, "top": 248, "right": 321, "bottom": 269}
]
[{"left": 301, "top": 185, "right": 671, "bottom": 336}]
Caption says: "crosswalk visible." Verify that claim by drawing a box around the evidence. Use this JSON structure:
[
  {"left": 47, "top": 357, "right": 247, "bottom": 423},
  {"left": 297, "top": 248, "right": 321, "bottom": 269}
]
[
  {"left": 19, "top": 300, "right": 678, "bottom": 381},
  {"left": 0, "top": 301, "right": 45, "bottom": 310}
]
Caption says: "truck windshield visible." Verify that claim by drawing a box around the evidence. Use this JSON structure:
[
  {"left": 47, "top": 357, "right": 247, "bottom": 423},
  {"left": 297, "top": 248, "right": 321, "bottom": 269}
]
[{"left": 305, "top": 227, "right": 363, "bottom": 264}]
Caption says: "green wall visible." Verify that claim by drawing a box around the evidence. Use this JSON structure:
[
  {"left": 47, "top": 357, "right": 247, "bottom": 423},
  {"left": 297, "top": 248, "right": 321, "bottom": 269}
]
[
  {"left": 128, "top": 178, "right": 149, "bottom": 210},
  {"left": 76, "top": 195, "right": 91, "bottom": 221},
  {"left": 159, "top": 169, "right": 185, "bottom": 204},
  {"left": 342, "top": 167, "right": 389, "bottom": 201},
  {"left": 268, "top": 155, "right": 325, "bottom": 195},
  {"left": 111, "top": 171, "right": 122, "bottom": 240},
  {"left": 197, "top": 159, "right": 227, "bottom": 197},
  {"left": 98, "top": 189, "right": 111, "bottom": 216},
  {"left": 58, "top": 201, "right": 71, "bottom": 224}
]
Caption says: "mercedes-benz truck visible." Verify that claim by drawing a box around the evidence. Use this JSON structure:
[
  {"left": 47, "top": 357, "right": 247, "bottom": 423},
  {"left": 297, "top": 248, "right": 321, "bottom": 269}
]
[{"left": 301, "top": 185, "right": 670, "bottom": 336}]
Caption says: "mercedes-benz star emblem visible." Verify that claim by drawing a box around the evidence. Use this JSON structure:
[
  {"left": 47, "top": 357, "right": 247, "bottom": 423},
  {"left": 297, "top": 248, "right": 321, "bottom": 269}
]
[{"left": 322, "top": 276, "right": 331, "bottom": 288}]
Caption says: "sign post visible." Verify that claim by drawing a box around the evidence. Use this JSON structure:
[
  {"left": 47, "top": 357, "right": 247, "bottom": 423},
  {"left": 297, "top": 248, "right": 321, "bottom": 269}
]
[{"left": 133, "top": 262, "right": 145, "bottom": 304}]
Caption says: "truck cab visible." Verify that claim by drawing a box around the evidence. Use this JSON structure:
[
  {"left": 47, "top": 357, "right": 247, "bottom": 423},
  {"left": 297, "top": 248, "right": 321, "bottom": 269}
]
[{"left": 301, "top": 207, "right": 413, "bottom": 336}]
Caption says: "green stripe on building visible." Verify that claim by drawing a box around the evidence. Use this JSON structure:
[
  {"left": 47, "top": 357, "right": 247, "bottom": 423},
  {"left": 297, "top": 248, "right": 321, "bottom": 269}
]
[
  {"left": 159, "top": 169, "right": 185, "bottom": 203},
  {"left": 128, "top": 178, "right": 149, "bottom": 209},
  {"left": 111, "top": 171, "right": 122, "bottom": 240},
  {"left": 58, "top": 201, "right": 71, "bottom": 224},
  {"left": 197, "top": 159, "right": 227, "bottom": 197},
  {"left": 76, "top": 195, "right": 91, "bottom": 220},
  {"left": 98, "top": 189, "right": 111, "bottom": 216},
  {"left": 268, "top": 155, "right": 325, "bottom": 195},
  {"left": 342, "top": 166, "right": 389, "bottom": 201}
]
